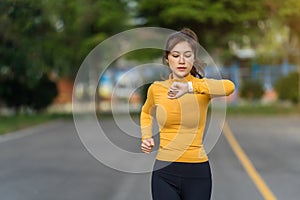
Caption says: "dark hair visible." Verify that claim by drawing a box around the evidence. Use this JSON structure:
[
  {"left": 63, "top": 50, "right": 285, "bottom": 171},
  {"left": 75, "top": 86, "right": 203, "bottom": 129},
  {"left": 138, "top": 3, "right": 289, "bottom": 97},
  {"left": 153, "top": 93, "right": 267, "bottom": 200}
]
[{"left": 163, "top": 28, "right": 205, "bottom": 78}]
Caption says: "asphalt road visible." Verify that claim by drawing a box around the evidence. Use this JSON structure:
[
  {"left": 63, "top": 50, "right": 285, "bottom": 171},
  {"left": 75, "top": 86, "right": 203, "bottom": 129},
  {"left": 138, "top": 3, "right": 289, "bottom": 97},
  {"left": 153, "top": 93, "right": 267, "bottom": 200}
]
[{"left": 0, "top": 115, "right": 299, "bottom": 200}]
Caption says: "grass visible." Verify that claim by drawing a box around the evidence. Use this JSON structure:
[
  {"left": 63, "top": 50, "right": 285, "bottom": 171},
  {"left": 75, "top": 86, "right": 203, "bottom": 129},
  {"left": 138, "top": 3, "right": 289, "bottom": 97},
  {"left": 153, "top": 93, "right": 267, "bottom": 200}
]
[
  {"left": 99, "top": 103, "right": 300, "bottom": 117},
  {"left": 226, "top": 103, "right": 300, "bottom": 116},
  {"left": 0, "top": 113, "right": 72, "bottom": 135},
  {"left": 0, "top": 103, "right": 299, "bottom": 136}
]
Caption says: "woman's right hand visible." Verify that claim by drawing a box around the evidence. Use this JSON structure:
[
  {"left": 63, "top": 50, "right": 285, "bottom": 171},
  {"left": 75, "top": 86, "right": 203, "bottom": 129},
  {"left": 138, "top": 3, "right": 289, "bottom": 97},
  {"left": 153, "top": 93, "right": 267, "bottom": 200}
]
[
  {"left": 168, "top": 82, "right": 189, "bottom": 99},
  {"left": 141, "top": 138, "right": 155, "bottom": 154}
]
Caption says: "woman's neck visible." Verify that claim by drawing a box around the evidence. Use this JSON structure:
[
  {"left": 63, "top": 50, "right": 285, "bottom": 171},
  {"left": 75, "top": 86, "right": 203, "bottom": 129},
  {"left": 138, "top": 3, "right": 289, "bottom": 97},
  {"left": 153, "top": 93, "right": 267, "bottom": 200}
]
[{"left": 170, "top": 73, "right": 190, "bottom": 80}]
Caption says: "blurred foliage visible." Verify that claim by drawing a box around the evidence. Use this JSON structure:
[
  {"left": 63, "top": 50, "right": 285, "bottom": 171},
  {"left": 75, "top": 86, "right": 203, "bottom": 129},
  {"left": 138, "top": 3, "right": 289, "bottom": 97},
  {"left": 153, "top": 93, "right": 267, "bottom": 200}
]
[
  {"left": 274, "top": 72, "right": 299, "bottom": 104},
  {"left": 41, "top": 0, "right": 132, "bottom": 77},
  {"left": 136, "top": 0, "right": 300, "bottom": 67},
  {"left": 140, "top": 83, "right": 152, "bottom": 105},
  {"left": 0, "top": 0, "right": 53, "bottom": 82},
  {"left": 1, "top": 0, "right": 300, "bottom": 76},
  {"left": 136, "top": 0, "right": 267, "bottom": 52},
  {"left": 0, "top": 0, "right": 131, "bottom": 78},
  {"left": 265, "top": 0, "right": 300, "bottom": 65},
  {"left": 1, "top": 0, "right": 300, "bottom": 111},
  {"left": 0, "top": 0, "right": 131, "bottom": 112},
  {"left": 255, "top": 21, "right": 290, "bottom": 65},
  {"left": 0, "top": 74, "right": 58, "bottom": 112},
  {"left": 0, "top": 0, "right": 58, "bottom": 112},
  {"left": 240, "top": 80, "right": 265, "bottom": 101},
  {"left": 124, "top": 48, "right": 163, "bottom": 62},
  {"left": 1, "top": 0, "right": 299, "bottom": 77},
  {"left": 27, "top": 74, "right": 58, "bottom": 111},
  {"left": 227, "top": 104, "right": 300, "bottom": 115}
]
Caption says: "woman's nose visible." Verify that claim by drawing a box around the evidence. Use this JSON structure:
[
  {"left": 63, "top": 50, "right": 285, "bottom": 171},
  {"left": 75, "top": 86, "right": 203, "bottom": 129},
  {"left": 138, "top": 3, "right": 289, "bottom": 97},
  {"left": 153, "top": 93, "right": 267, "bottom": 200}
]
[{"left": 179, "top": 55, "right": 185, "bottom": 63}]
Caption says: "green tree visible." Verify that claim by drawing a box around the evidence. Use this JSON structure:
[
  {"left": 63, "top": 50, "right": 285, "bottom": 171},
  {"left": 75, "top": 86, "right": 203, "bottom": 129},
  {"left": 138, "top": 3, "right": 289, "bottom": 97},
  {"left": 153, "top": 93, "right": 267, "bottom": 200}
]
[
  {"left": 267, "top": 0, "right": 300, "bottom": 106},
  {"left": 240, "top": 80, "right": 264, "bottom": 101},
  {"left": 0, "top": 0, "right": 58, "bottom": 112},
  {"left": 45, "top": 0, "right": 132, "bottom": 78},
  {"left": 274, "top": 72, "right": 299, "bottom": 104},
  {"left": 0, "top": 0, "right": 132, "bottom": 112},
  {"left": 136, "top": 0, "right": 266, "bottom": 51},
  {"left": 0, "top": 0, "right": 53, "bottom": 79}
]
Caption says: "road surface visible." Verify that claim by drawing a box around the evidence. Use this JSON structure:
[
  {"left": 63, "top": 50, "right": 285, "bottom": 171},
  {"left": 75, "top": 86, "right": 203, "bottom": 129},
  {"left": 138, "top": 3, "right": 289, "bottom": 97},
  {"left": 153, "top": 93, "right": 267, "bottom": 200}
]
[{"left": 0, "top": 115, "right": 299, "bottom": 200}]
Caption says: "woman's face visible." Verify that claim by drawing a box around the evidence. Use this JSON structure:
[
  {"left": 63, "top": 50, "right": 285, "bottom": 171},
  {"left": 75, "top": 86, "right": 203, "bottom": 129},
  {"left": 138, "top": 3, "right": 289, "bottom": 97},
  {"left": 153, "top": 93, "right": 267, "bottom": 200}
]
[{"left": 167, "top": 41, "right": 194, "bottom": 79}]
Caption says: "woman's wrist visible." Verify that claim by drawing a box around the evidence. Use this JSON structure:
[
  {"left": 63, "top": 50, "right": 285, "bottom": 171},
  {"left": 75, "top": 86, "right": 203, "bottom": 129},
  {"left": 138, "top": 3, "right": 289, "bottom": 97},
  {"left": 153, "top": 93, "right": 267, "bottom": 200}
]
[{"left": 187, "top": 82, "right": 194, "bottom": 93}]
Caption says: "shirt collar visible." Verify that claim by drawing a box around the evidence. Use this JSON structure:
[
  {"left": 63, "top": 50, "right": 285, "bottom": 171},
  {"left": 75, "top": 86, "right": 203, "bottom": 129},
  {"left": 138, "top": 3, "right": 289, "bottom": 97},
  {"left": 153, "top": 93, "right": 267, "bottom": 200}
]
[{"left": 168, "top": 73, "right": 193, "bottom": 83}]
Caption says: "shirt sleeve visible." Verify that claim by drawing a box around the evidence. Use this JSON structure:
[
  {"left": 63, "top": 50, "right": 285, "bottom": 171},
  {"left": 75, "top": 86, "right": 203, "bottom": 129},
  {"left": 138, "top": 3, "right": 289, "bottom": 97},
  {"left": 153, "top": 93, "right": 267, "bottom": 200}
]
[
  {"left": 140, "top": 84, "right": 156, "bottom": 141},
  {"left": 192, "top": 78, "right": 235, "bottom": 97}
]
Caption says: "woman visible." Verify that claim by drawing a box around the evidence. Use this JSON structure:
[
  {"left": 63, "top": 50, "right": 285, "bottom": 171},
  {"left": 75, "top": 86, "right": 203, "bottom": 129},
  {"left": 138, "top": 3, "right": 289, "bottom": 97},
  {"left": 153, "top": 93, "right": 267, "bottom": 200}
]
[{"left": 140, "top": 28, "right": 235, "bottom": 200}]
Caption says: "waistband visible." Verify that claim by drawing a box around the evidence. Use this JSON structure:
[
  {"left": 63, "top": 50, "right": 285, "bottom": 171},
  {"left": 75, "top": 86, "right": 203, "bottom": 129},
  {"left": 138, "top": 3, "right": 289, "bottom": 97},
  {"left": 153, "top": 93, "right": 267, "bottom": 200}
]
[{"left": 153, "top": 159, "right": 211, "bottom": 178}]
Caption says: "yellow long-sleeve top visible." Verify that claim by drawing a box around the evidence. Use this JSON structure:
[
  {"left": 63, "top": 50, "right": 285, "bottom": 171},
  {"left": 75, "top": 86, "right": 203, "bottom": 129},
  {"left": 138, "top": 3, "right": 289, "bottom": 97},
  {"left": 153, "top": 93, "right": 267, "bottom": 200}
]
[{"left": 140, "top": 73, "right": 235, "bottom": 163}]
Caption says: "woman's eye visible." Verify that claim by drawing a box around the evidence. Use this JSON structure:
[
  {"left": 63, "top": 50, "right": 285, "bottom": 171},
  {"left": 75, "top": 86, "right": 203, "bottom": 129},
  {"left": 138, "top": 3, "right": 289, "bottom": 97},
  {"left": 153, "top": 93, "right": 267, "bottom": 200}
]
[
  {"left": 172, "top": 55, "right": 179, "bottom": 58},
  {"left": 185, "top": 54, "right": 192, "bottom": 58}
]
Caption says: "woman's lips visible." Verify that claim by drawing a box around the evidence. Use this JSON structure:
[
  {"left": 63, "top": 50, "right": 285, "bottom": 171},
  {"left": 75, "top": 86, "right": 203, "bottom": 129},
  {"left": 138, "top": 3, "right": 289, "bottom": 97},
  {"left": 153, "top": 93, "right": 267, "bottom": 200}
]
[{"left": 177, "top": 67, "right": 186, "bottom": 71}]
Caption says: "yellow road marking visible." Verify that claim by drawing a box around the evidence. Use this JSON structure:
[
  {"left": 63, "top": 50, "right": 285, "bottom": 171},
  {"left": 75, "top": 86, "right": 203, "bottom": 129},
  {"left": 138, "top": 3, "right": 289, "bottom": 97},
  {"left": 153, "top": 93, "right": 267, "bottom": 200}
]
[{"left": 223, "top": 121, "right": 277, "bottom": 200}]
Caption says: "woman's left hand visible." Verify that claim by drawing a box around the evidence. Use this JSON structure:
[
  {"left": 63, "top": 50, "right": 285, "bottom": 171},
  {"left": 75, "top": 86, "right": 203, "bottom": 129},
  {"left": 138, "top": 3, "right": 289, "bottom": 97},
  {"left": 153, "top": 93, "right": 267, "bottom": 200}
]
[{"left": 168, "top": 82, "right": 189, "bottom": 99}]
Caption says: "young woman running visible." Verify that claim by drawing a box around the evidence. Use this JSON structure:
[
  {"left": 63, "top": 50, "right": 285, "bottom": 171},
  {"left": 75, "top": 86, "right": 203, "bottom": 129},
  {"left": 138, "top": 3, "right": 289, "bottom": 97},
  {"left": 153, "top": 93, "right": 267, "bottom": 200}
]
[{"left": 140, "top": 28, "right": 235, "bottom": 200}]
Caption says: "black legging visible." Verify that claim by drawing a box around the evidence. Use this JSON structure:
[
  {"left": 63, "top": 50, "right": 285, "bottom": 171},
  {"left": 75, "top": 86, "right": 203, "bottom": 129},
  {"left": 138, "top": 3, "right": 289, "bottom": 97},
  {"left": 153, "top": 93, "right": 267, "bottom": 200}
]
[{"left": 151, "top": 160, "right": 212, "bottom": 200}]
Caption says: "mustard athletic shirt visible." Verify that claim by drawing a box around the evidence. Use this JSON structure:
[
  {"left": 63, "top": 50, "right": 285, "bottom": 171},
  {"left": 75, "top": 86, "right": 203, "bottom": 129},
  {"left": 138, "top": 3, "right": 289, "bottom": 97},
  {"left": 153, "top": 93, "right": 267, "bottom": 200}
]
[{"left": 140, "top": 73, "right": 235, "bottom": 163}]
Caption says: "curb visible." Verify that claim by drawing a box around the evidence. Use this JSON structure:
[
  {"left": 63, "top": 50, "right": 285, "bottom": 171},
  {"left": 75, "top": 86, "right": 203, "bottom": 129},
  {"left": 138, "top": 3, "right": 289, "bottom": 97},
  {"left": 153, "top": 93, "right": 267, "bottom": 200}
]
[{"left": 0, "top": 120, "right": 68, "bottom": 143}]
